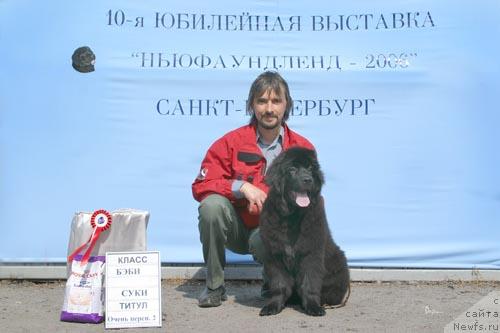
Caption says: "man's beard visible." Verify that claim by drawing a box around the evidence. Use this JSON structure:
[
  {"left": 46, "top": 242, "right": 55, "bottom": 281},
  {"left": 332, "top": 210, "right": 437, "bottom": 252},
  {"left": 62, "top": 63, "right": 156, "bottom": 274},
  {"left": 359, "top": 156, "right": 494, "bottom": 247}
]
[{"left": 257, "top": 114, "right": 280, "bottom": 130}]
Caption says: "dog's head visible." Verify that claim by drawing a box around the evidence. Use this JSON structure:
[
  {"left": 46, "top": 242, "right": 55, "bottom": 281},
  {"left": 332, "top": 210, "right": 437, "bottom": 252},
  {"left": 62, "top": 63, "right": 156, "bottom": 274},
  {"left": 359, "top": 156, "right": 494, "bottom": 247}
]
[
  {"left": 265, "top": 147, "right": 324, "bottom": 214},
  {"left": 72, "top": 46, "right": 96, "bottom": 73}
]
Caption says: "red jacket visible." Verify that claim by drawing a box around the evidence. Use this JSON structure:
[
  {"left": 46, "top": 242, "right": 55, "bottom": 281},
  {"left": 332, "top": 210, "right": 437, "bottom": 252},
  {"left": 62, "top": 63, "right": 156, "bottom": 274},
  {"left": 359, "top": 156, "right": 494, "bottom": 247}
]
[{"left": 192, "top": 124, "right": 314, "bottom": 229}]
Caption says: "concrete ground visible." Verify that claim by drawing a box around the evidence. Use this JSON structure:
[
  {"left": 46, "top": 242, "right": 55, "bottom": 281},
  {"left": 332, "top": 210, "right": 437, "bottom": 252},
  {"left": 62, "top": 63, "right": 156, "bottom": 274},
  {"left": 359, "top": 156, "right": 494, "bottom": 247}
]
[{"left": 0, "top": 279, "right": 498, "bottom": 333}]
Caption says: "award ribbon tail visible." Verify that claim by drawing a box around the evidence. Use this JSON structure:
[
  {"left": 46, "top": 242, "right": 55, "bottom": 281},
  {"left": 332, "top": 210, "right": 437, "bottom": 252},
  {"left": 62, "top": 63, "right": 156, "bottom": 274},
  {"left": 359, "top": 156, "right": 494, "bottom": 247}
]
[
  {"left": 80, "top": 228, "right": 102, "bottom": 266},
  {"left": 67, "top": 232, "right": 94, "bottom": 263}
]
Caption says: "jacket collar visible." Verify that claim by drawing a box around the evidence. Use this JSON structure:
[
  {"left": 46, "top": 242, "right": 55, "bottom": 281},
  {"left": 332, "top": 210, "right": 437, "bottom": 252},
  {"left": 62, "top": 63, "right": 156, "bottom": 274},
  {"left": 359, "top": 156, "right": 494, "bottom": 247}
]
[{"left": 240, "top": 124, "right": 291, "bottom": 154}]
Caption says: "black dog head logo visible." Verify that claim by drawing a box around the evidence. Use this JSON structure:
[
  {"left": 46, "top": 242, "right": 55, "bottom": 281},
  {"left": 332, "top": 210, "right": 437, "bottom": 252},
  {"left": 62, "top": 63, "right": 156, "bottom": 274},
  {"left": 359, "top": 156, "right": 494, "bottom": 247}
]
[
  {"left": 266, "top": 147, "right": 324, "bottom": 214},
  {"left": 72, "top": 46, "right": 95, "bottom": 73}
]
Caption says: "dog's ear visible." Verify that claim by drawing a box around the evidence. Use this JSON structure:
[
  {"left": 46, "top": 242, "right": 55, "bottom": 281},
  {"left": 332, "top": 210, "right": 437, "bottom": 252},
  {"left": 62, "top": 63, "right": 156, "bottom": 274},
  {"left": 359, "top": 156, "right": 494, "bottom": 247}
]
[
  {"left": 265, "top": 152, "right": 291, "bottom": 215},
  {"left": 306, "top": 150, "right": 324, "bottom": 199},
  {"left": 265, "top": 151, "right": 287, "bottom": 190},
  {"left": 312, "top": 156, "right": 324, "bottom": 188}
]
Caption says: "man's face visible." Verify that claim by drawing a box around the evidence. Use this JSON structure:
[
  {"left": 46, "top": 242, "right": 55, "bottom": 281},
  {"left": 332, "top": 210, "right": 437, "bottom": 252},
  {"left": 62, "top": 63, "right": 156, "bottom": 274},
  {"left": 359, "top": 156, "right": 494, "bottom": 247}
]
[{"left": 252, "top": 88, "right": 287, "bottom": 130}]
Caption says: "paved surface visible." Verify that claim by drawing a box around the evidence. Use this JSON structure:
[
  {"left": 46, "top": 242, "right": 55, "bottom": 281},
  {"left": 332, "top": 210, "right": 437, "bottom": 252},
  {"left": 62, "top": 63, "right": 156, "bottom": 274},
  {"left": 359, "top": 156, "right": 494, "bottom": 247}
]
[{"left": 0, "top": 279, "right": 498, "bottom": 332}]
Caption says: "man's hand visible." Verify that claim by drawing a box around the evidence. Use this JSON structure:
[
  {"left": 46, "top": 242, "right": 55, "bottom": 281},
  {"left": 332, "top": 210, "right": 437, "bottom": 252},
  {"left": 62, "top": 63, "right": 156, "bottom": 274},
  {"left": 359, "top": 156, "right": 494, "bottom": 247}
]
[{"left": 240, "top": 182, "right": 267, "bottom": 215}]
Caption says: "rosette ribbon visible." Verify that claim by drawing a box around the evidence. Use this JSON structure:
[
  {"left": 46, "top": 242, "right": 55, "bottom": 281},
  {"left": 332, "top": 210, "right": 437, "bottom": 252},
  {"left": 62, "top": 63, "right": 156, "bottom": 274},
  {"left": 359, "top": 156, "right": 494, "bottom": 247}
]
[{"left": 68, "top": 209, "right": 112, "bottom": 266}]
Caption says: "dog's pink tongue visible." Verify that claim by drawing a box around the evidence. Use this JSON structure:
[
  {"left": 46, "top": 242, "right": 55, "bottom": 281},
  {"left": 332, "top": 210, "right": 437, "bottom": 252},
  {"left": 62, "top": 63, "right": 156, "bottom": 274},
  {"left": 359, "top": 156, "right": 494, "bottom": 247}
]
[{"left": 295, "top": 192, "right": 310, "bottom": 207}]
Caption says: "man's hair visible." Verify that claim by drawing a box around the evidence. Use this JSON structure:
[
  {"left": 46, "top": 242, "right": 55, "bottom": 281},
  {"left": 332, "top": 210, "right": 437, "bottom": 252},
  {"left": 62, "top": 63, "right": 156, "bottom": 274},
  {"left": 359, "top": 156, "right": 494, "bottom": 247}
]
[{"left": 247, "top": 71, "right": 293, "bottom": 125}]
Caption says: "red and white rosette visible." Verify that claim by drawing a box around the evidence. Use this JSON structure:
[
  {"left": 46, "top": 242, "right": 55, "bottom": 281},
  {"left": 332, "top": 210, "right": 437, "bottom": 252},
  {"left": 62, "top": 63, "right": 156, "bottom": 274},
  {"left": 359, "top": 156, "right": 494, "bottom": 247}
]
[
  {"left": 91, "top": 209, "right": 112, "bottom": 231},
  {"left": 68, "top": 209, "right": 112, "bottom": 266}
]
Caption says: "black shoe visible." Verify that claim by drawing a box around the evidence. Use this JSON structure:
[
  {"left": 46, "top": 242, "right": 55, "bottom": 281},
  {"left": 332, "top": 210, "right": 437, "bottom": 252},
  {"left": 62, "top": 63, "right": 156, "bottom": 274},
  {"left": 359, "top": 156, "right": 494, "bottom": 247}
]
[{"left": 198, "top": 286, "right": 227, "bottom": 307}]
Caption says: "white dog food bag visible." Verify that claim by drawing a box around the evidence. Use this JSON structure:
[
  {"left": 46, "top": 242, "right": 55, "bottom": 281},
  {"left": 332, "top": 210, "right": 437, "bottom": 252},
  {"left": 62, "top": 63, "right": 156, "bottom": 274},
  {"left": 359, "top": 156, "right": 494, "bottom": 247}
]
[{"left": 61, "top": 255, "right": 105, "bottom": 323}]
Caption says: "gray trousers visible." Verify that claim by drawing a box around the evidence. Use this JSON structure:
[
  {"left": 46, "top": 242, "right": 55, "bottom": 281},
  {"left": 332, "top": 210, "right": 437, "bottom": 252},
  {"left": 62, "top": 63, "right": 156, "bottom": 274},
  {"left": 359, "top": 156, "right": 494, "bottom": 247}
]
[{"left": 198, "top": 194, "right": 267, "bottom": 289}]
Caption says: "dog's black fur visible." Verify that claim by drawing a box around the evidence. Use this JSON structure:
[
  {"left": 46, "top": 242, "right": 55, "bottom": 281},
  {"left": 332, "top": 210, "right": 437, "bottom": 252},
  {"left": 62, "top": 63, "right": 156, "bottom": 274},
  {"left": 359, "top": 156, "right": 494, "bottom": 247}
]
[{"left": 259, "top": 147, "right": 350, "bottom": 316}]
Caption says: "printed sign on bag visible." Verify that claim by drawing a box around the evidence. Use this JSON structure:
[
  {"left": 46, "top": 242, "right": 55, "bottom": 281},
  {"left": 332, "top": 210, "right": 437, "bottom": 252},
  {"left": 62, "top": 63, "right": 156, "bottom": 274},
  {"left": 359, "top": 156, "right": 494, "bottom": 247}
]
[{"left": 105, "top": 251, "right": 162, "bottom": 329}]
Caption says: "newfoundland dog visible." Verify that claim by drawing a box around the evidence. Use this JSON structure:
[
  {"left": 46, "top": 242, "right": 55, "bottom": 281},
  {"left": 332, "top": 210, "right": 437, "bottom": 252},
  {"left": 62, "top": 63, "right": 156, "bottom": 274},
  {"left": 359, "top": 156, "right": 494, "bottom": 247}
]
[{"left": 259, "top": 147, "right": 350, "bottom": 316}]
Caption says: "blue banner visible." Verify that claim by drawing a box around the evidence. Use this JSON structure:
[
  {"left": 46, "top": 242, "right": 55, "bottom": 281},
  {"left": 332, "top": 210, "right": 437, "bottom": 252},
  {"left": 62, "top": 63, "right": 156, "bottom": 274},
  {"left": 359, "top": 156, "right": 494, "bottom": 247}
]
[{"left": 1, "top": 0, "right": 499, "bottom": 268}]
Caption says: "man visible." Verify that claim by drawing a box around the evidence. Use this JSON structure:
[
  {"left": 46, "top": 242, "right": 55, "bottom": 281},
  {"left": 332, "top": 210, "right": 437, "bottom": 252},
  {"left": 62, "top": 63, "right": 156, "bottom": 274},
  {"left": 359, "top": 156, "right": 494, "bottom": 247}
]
[{"left": 192, "top": 71, "right": 315, "bottom": 307}]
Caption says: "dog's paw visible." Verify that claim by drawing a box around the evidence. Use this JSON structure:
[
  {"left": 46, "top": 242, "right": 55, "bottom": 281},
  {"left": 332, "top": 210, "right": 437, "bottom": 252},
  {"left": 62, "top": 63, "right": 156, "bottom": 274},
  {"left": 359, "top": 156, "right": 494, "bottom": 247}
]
[
  {"left": 259, "top": 302, "right": 284, "bottom": 316},
  {"left": 304, "top": 303, "right": 326, "bottom": 316}
]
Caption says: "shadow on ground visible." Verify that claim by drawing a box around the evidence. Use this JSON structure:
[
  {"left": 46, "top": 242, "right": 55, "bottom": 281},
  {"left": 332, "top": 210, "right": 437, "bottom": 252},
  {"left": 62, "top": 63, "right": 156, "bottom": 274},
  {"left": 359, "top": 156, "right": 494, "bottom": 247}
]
[
  {"left": 175, "top": 280, "right": 267, "bottom": 309},
  {"left": 174, "top": 279, "right": 316, "bottom": 315}
]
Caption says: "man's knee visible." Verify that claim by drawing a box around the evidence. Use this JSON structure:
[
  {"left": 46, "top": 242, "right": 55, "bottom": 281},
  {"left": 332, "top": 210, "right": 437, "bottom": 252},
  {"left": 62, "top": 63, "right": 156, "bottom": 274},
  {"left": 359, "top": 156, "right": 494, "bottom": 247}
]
[
  {"left": 199, "top": 194, "right": 232, "bottom": 221},
  {"left": 198, "top": 194, "right": 235, "bottom": 237}
]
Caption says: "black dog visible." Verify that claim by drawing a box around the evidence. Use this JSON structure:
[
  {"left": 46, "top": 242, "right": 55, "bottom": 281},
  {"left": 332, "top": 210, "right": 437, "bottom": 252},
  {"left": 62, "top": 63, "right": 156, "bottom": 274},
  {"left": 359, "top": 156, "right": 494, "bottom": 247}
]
[{"left": 259, "top": 147, "right": 350, "bottom": 316}]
